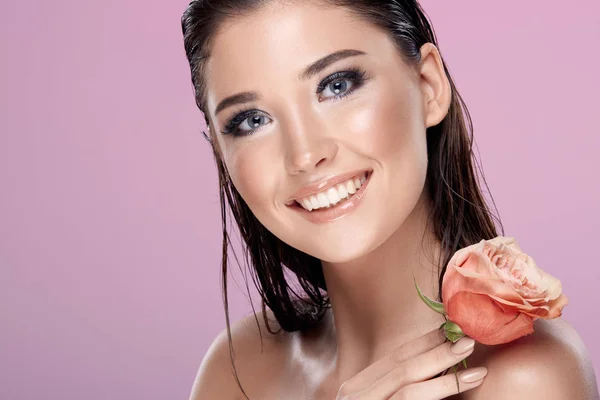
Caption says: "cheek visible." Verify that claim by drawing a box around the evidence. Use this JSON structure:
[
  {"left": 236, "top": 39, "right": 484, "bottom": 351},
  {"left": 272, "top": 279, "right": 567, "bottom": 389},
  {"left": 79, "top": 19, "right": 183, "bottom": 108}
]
[
  {"left": 343, "top": 82, "right": 427, "bottom": 166},
  {"left": 225, "top": 144, "right": 278, "bottom": 215}
]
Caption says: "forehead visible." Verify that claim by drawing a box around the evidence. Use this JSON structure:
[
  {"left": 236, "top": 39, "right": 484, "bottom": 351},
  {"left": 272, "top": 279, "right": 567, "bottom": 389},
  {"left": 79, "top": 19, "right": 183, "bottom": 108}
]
[{"left": 204, "top": 1, "right": 394, "bottom": 114}]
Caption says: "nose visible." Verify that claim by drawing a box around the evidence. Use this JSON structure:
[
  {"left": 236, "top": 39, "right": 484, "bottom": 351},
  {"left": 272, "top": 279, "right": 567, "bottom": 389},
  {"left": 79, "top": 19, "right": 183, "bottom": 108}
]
[{"left": 282, "top": 113, "right": 339, "bottom": 176}]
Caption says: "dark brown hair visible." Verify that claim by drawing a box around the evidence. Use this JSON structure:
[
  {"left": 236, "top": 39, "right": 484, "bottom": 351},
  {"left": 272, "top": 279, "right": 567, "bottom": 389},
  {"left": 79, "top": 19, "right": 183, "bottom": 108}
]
[{"left": 181, "top": 0, "right": 503, "bottom": 397}]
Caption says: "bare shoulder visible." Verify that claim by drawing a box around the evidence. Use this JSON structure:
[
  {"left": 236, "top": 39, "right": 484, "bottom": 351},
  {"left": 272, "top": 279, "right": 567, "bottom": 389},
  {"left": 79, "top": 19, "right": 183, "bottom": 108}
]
[
  {"left": 188, "top": 307, "right": 293, "bottom": 400},
  {"left": 463, "top": 318, "right": 599, "bottom": 400}
]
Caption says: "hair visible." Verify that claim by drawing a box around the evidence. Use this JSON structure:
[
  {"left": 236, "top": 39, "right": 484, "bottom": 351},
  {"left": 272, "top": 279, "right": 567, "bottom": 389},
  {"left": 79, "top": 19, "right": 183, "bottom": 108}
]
[{"left": 181, "top": 0, "right": 503, "bottom": 397}]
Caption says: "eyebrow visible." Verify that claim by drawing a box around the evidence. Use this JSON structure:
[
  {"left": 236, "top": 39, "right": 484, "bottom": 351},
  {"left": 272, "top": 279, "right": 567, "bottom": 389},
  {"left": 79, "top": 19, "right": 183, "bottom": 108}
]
[{"left": 213, "top": 49, "right": 367, "bottom": 116}]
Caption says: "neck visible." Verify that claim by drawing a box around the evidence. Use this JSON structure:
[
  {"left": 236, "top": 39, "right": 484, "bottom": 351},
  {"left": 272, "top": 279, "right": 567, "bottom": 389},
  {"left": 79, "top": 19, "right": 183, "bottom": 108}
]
[{"left": 320, "top": 191, "right": 446, "bottom": 383}]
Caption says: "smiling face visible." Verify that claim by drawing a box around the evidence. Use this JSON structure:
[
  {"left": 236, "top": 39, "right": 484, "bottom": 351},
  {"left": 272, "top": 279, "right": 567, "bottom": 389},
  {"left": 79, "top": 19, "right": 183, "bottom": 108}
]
[{"left": 203, "top": 1, "right": 450, "bottom": 263}]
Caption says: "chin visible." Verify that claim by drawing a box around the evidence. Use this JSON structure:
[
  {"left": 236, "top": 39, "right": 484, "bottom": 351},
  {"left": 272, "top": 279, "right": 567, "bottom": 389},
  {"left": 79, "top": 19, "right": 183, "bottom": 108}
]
[
  {"left": 284, "top": 222, "right": 393, "bottom": 264},
  {"left": 310, "top": 242, "right": 373, "bottom": 264}
]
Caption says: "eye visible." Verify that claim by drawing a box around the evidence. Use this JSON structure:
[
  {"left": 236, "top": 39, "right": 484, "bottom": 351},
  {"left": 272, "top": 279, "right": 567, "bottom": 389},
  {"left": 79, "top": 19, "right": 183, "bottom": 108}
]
[
  {"left": 316, "top": 67, "right": 368, "bottom": 102},
  {"left": 322, "top": 80, "right": 351, "bottom": 98},
  {"left": 220, "top": 109, "right": 273, "bottom": 137}
]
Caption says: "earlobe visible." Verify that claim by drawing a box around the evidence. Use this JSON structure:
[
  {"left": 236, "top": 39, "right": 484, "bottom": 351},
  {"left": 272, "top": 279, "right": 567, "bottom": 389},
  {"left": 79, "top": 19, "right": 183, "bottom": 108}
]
[{"left": 418, "top": 43, "right": 452, "bottom": 128}]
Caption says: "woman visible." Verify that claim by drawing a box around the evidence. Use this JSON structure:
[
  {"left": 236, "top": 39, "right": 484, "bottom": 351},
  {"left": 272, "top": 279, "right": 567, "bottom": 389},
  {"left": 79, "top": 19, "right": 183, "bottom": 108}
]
[{"left": 181, "top": 1, "right": 598, "bottom": 399}]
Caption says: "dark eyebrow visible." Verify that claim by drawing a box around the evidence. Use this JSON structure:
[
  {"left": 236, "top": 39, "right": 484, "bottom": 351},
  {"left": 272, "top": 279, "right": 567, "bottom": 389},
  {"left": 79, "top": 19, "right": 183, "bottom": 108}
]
[
  {"left": 214, "top": 92, "right": 260, "bottom": 116},
  {"left": 298, "top": 49, "right": 367, "bottom": 81},
  {"left": 214, "top": 49, "right": 367, "bottom": 116}
]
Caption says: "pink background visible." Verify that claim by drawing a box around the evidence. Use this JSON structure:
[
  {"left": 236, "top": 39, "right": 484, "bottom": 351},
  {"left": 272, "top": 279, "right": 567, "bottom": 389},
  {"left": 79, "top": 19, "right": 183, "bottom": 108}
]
[{"left": 1, "top": 0, "right": 598, "bottom": 398}]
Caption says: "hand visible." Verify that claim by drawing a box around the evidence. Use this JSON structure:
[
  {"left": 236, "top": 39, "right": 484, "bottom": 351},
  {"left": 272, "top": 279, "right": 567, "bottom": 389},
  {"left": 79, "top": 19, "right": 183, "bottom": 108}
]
[{"left": 334, "top": 328, "right": 487, "bottom": 400}]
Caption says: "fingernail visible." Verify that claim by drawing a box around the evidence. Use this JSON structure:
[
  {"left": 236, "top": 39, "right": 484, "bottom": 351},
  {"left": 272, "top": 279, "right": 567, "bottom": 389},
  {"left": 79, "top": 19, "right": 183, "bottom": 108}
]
[
  {"left": 460, "top": 367, "right": 488, "bottom": 383},
  {"left": 450, "top": 337, "right": 475, "bottom": 354}
]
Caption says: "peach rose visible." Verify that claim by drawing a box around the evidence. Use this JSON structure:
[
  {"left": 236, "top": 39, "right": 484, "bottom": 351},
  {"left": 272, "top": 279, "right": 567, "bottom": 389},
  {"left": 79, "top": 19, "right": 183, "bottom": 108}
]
[{"left": 441, "top": 236, "right": 568, "bottom": 345}]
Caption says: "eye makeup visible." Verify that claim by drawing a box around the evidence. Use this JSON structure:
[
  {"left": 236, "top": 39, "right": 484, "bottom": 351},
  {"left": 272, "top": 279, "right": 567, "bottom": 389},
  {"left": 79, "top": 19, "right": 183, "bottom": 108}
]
[{"left": 219, "top": 66, "right": 370, "bottom": 137}]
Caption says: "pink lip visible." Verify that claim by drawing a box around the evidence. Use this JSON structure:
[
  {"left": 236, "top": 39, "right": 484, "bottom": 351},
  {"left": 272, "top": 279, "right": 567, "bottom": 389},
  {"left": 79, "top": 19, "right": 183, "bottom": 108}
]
[
  {"left": 288, "top": 170, "right": 373, "bottom": 224},
  {"left": 286, "top": 168, "right": 373, "bottom": 203}
]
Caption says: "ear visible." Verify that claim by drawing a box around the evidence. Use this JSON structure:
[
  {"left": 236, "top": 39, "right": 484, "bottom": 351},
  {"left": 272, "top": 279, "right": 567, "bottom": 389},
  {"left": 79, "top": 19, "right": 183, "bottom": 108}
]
[{"left": 418, "top": 43, "right": 452, "bottom": 128}]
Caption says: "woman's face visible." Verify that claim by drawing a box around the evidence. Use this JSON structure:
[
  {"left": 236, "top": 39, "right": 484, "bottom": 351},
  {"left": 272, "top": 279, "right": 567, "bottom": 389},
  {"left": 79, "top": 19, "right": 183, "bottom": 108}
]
[{"left": 203, "top": 1, "right": 449, "bottom": 263}]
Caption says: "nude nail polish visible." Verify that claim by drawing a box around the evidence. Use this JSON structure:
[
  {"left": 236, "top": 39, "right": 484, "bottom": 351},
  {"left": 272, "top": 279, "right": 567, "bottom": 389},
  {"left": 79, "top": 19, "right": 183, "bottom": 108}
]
[
  {"left": 460, "top": 367, "right": 488, "bottom": 383},
  {"left": 450, "top": 337, "right": 475, "bottom": 354}
]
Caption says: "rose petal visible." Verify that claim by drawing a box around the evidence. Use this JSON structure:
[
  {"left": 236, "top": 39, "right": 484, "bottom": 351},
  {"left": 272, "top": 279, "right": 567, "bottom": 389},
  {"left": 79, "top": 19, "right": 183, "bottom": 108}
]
[
  {"left": 487, "top": 236, "right": 522, "bottom": 252},
  {"left": 443, "top": 260, "right": 527, "bottom": 307},
  {"left": 446, "top": 291, "right": 535, "bottom": 345}
]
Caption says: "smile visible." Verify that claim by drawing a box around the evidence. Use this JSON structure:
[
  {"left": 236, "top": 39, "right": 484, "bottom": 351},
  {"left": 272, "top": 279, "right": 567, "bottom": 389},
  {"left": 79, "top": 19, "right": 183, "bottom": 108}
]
[
  {"left": 286, "top": 170, "right": 372, "bottom": 224},
  {"left": 296, "top": 171, "right": 368, "bottom": 211}
]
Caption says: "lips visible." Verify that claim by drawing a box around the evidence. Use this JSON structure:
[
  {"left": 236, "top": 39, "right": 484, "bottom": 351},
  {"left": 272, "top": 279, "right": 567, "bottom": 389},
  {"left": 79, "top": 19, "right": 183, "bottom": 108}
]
[
  {"left": 286, "top": 169, "right": 373, "bottom": 223},
  {"left": 286, "top": 168, "right": 373, "bottom": 205}
]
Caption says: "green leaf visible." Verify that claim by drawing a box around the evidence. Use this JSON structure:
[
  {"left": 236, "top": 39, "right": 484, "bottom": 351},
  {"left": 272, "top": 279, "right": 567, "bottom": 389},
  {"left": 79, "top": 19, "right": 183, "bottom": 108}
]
[
  {"left": 462, "top": 358, "right": 468, "bottom": 369},
  {"left": 445, "top": 330, "right": 465, "bottom": 343},
  {"left": 414, "top": 277, "right": 446, "bottom": 315},
  {"left": 442, "top": 321, "right": 465, "bottom": 343},
  {"left": 444, "top": 320, "right": 464, "bottom": 334}
]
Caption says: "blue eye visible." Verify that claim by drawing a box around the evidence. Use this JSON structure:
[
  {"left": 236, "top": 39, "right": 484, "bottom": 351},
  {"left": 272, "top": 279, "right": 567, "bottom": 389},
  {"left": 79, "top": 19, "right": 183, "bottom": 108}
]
[
  {"left": 220, "top": 111, "right": 272, "bottom": 137},
  {"left": 316, "top": 68, "right": 367, "bottom": 102},
  {"left": 221, "top": 67, "right": 369, "bottom": 137}
]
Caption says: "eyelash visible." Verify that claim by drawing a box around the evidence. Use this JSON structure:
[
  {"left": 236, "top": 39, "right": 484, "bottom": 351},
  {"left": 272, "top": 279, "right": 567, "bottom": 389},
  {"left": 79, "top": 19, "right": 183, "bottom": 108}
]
[{"left": 220, "top": 67, "right": 369, "bottom": 137}]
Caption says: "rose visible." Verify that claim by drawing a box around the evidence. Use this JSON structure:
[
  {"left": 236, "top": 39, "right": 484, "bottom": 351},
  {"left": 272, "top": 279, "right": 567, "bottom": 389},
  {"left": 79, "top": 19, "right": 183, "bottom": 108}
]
[
  {"left": 414, "top": 236, "right": 568, "bottom": 390},
  {"left": 440, "top": 236, "right": 568, "bottom": 345}
]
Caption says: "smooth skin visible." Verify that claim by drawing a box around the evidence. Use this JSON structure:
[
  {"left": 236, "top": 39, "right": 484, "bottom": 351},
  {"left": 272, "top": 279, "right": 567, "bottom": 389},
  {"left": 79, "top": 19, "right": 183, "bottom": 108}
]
[
  {"left": 192, "top": 1, "right": 598, "bottom": 399},
  {"left": 333, "top": 331, "right": 485, "bottom": 399}
]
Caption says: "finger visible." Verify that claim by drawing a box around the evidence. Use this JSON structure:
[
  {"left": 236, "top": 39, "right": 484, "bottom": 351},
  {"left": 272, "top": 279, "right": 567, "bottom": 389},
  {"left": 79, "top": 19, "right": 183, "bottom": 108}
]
[
  {"left": 342, "top": 328, "right": 446, "bottom": 391},
  {"left": 390, "top": 328, "right": 447, "bottom": 365},
  {"left": 351, "top": 337, "right": 475, "bottom": 399},
  {"left": 390, "top": 367, "right": 488, "bottom": 400}
]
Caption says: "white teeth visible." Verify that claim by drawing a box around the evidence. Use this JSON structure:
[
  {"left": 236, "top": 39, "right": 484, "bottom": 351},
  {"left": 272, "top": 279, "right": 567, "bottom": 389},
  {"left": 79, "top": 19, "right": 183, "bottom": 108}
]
[
  {"left": 302, "top": 198, "right": 313, "bottom": 211},
  {"left": 295, "top": 171, "right": 370, "bottom": 212},
  {"left": 309, "top": 196, "right": 320, "bottom": 209},
  {"left": 327, "top": 187, "right": 340, "bottom": 205},
  {"left": 346, "top": 180, "right": 356, "bottom": 195},
  {"left": 337, "top": 184, "right": 348, "bottom": 199},
  {"left": 317, "top": 193, "right": 329, "bottom": 208}
]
